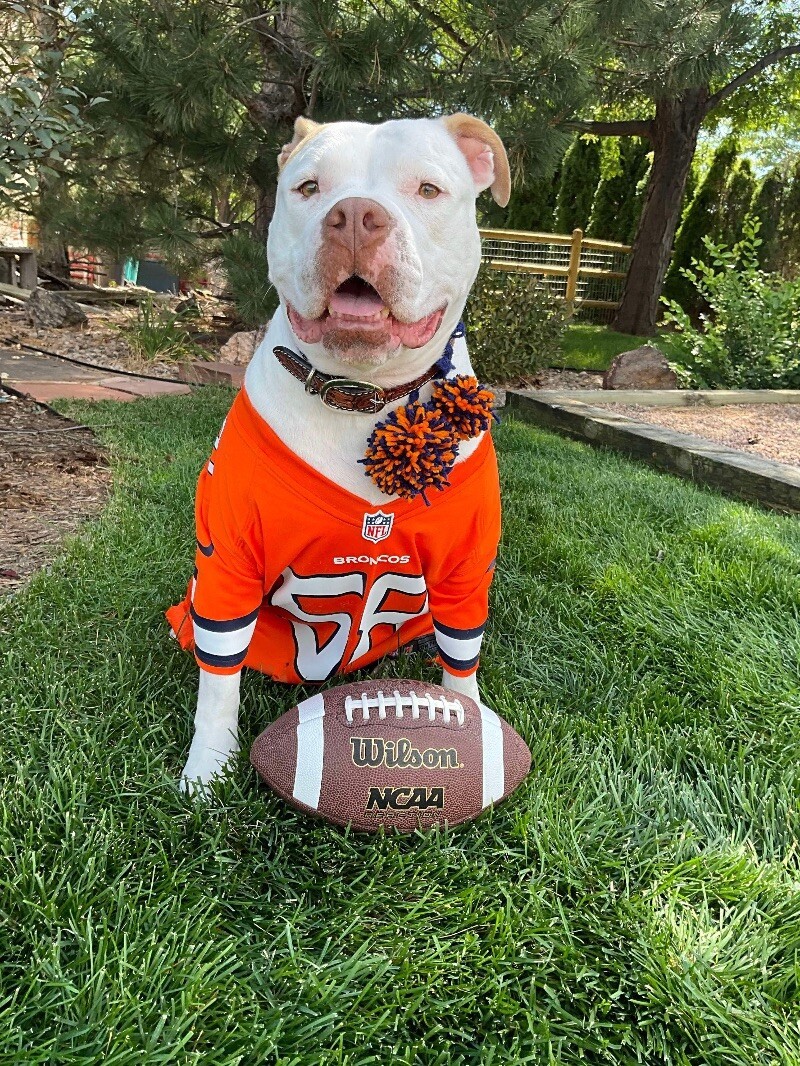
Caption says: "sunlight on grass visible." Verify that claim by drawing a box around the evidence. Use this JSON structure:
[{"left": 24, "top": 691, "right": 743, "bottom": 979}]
[
  {"left": 553, "top": 323, "right": 681, "bottom": 372},
  {"left": 2, "top": 388, "right": 800, "bottom": 1061}
]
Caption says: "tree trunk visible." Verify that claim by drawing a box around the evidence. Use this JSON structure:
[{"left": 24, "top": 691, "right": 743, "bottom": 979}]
[
  {"left": 253, "top": 185, "right": 276, "bottom": 240},
  {"left": 612, "top": 90, "right": 708, "bottom": 336}
]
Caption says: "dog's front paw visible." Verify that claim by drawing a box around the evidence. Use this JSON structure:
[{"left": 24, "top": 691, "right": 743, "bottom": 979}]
[
  {"left": 179, "top": 730, "right": 240, "bottom": 795},
  {"left": 441, "top": 669, "right": 480, "bottom": 704}
]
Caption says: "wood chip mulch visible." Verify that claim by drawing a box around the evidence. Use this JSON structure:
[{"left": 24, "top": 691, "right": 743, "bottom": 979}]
[{"left": 0, "top": 390, "right": 110, "bottom": 594}]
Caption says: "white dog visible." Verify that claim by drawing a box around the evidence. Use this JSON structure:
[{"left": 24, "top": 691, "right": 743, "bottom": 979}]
[{"left": 169, "top": 113, "right": 510, "bottom": 792}]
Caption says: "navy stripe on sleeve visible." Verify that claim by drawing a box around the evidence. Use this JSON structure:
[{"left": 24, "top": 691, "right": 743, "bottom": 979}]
[
  {"left": 437, "top": 649, "right": 481, "bottom": 672},
  {"left": 432, "top": 620, "right": 486, "bottom": 641},
  {"left": 195, "top": 647, "right": 249, "bottom": 670},
  {"left": 190, "top": 604, "right": 260, "bottom": 632}
]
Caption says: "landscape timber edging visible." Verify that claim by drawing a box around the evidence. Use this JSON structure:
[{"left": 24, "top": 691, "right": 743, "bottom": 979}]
[{"left": 505, "top": 390, "right": 800, "bottom": 514}]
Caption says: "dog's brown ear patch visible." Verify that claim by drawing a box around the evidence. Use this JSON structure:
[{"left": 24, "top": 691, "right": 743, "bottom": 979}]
[
  {"left": 278, "top": 116, "right": 325, "bottom": 169},
  {"left": 440, "top": 114, "right": 511, "bottom": 207}
]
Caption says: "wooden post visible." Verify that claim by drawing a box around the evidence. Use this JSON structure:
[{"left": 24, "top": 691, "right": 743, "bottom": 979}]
[
  {"left": 19, "top": 249, "right": 38, "bottom": 290},
  {"left": 565, "top": 228, "right": 582, "bottom": 316}
]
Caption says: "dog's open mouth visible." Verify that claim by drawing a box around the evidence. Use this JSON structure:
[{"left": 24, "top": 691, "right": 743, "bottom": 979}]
[{"left": 287, "top": 276, "right": 445, "bottom": 349}]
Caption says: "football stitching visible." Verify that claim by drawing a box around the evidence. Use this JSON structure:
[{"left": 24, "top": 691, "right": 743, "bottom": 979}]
[{"left": 343, "top": 689, "right": 465, "bottom": 726}]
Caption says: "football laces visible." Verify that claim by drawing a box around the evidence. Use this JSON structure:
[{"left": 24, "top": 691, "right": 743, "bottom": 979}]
[{"left": 344, "top": 690, "right": 465, "bottom": 726}]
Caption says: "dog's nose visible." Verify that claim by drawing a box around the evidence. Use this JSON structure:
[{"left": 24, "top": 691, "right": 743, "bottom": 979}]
[{"left": 324, "top": 197, "right": 391, "bottom": 251}]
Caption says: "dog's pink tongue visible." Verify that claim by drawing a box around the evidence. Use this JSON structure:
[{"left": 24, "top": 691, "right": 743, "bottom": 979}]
[{"left": 328, "top": 288, "right": 385, "bottom": 318}]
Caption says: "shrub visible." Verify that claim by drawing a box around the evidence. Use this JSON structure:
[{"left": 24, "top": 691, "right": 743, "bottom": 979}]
[
  {"left": 123, "top": 297, "right": 203, "bottom": 362},
  {"left": 466, "top": 264, "right": 568, "bottom": 383},
  {"left": 663, "top": 221, "right": 800, "bottom": 389},
  {"left": 220, "top": 230, "right": 279, "bottom": 328}
]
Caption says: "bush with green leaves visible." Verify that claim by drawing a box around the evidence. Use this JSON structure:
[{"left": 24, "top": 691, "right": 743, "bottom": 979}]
[
  {"left": 466, "top": 265, "right": 568, "bottom": 383},
  {"left": 663, "top": 221, "right": 800, "bottom": 389},
  {"left": 220, "top": 231, "right": 279, "bottom": 328}
]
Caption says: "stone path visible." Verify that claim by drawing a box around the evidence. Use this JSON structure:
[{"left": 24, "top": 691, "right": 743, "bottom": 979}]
[
  {"left": 0, "top": 347, "right": 247, "bottom": 400},
  {"left": 0, "top": 346, "right": 193, "bottom": 402}
]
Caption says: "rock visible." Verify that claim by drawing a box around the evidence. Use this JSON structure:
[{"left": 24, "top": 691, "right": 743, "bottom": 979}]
[
  {"left": 218, "top": 326, "right": 266, "bottom": 366},
  {"left": 174, "top": 295, "right": 200, "bottom": 316},
  {"left": 603, "top": 345, "right": 678, "bottom": 390},
  {"left": 26, "top": 288, "right": 88, "bottom": 329}
]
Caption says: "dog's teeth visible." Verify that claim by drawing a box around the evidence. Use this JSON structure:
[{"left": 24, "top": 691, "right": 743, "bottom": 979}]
[{"left": 380, "top": 308, "right": 390, "bottom": 318}]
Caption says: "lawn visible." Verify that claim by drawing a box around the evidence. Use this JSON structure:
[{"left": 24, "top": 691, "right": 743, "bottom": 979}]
[
  {"left": 553, "top": 324, "right": 681, "bottom": 372},
  {"left": 3, "top": 387, "right": 800, "bottom": 1063}
]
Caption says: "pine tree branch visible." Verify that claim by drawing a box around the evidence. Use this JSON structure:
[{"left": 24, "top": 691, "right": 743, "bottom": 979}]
[
  {"left": 704, "top": 43, "right": 800, "bottom": 115},
  {"left": 562, "top": 119, "right": 653, "bottom": 138},
  {"left": 404, "top": 0, "right": 469, "bottom": 51}
]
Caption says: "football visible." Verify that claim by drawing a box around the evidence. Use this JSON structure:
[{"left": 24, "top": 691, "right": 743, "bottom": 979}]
[{"left": 249, "top": 679, "right": 531, "bottom": 832}]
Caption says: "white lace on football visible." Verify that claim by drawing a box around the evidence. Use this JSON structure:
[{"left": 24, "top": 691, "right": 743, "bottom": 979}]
[{"left": 344, "top": 690, "right": 465, "bottom": 726}]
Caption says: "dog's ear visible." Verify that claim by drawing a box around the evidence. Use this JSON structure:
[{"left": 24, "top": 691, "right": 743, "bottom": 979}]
[
  {"left": 440, "top": 114, "right": 511, "bottom": 207},
  {"left": 278, "top": 116, "right": 324, "bottom": 169}
]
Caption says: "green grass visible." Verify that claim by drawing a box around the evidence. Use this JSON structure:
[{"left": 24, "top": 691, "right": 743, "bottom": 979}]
[
  {"left": 553, "top": 324, "right": 681, "bottom": 372},
  {"left": 3, "top": 387, "right": 800, "bottom": 1063}
]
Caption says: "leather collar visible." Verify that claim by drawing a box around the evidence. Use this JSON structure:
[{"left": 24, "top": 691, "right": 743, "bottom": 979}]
[{"left": 272, "top": 344, "right": 440, "bottom": 414}]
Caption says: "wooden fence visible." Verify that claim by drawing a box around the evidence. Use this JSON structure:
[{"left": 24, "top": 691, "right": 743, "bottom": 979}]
[{"left": 479, "top": 227, "right": 631, "bottom": 315}]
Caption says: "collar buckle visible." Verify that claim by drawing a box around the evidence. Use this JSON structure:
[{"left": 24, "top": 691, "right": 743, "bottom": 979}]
[{"left": 319, "top": 378, "right": 386, "bottom": 413}]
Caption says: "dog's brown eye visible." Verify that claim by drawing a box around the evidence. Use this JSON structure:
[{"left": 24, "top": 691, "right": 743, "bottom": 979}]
[
  {"left": 297, "top": 180, "right": 319, "bottom": 198},
  {"left": 418, "top": 182, "right": 441, "bottom": 199}
]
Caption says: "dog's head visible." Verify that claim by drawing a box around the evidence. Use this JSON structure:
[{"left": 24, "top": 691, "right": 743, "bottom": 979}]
[{"left": 267, "top": 114, "right": 510, "bottom": 371}]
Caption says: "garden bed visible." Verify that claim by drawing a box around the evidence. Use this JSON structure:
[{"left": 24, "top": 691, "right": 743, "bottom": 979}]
[
  {"left": 507, "top": 390, "right": 800, "bottom": 513},
  {"left": 610, "top": 402, "right": 800, "bottom": 467},
  {"left": 0, "top": 298, "right": 239, "bottom": 381},
  {"left": 0, "top": 389, "right": 109, "bottom": 593}
]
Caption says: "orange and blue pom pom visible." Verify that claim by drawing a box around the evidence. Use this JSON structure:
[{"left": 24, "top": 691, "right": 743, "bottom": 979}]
[
  {"left": 361, "top": 322, "right": 497, "bottom": 501},
  {"left": 431, "top": 375, "right": 496, "bottom": 440},
  {"left": 361, "top": 400, "right": 457, "bottom": 503}
]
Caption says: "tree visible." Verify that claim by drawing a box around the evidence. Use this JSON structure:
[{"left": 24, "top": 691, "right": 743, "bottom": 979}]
[
  {"left": 0, "top": 2, "right": 90, "bottom": 212},
  {"left": 28, "top": 0, "right": 597, "bottom": 274},
  {"left": 749, "top": 169, "right": 784, "bottom": 272},
  {"left": 481, "top": 169, "right": 561, "bottom": 231},
  {"left": 554, "top": 137, "right": 601, "bottom": 234},
  {"left": 720, "top": 157, "right": 757, "bottom": 249},
  {"left": 586, "top": 138, "right": 649, "bottom": 242},
  {"left": 779, "top": 160, "right": 800, "bottom": 277},
  {"left": 663, "top": 136, "right": 739, "bottom": 311},
  {"left": 568, "top": 1, "right": 800, "bottom": 335}
]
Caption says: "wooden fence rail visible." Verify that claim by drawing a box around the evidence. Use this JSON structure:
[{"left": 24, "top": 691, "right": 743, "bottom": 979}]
[{"left": 478, "top": 227, "right": 631, "bottom": 315}]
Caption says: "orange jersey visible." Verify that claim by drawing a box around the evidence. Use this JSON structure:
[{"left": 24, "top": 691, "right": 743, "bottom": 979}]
[{"left": 166, "top": 387, "right": 501, "bottom": 684}]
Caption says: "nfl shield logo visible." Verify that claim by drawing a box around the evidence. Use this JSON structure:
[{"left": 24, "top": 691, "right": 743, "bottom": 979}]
[{"left": 362, "top": 510, "right": 394, "bottom": 543}]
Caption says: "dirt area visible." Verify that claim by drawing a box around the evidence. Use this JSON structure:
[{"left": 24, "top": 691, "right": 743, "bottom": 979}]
[
  {"left": 0, "top": 389, "right": 110, "bottom": 594},
  {"left": 612, "top": 403, "right": 800, "bottom": 467},
  {"left": 0, "top": 296, "right": 238, "bottom": 380},
  {"left": 522, "top": 368, "right": 605, "bottom": 390}
]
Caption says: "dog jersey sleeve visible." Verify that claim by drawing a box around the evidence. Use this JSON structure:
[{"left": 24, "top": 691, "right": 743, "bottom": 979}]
[
  {"left": 428, "top": 554, "right": 496, "bottom": 676},
  {"left": 190, "top": 465, "right": 264, "bottom": 675},
  {"left": 427, "top": 453, "right": 501, "bottom": 677}
]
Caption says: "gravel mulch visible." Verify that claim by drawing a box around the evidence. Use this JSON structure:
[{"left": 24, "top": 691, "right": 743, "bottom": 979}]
[{"left": 611, "top": 403, "right": 800, "bottom": 468}]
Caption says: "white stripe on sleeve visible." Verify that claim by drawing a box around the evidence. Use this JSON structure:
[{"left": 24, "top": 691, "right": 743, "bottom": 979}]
[
  {"left": 192, "top": 617, "right": 258, "bottom": 659},
  {"left": 433, "top": 625, "right": 484, "bottom": 663}
]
